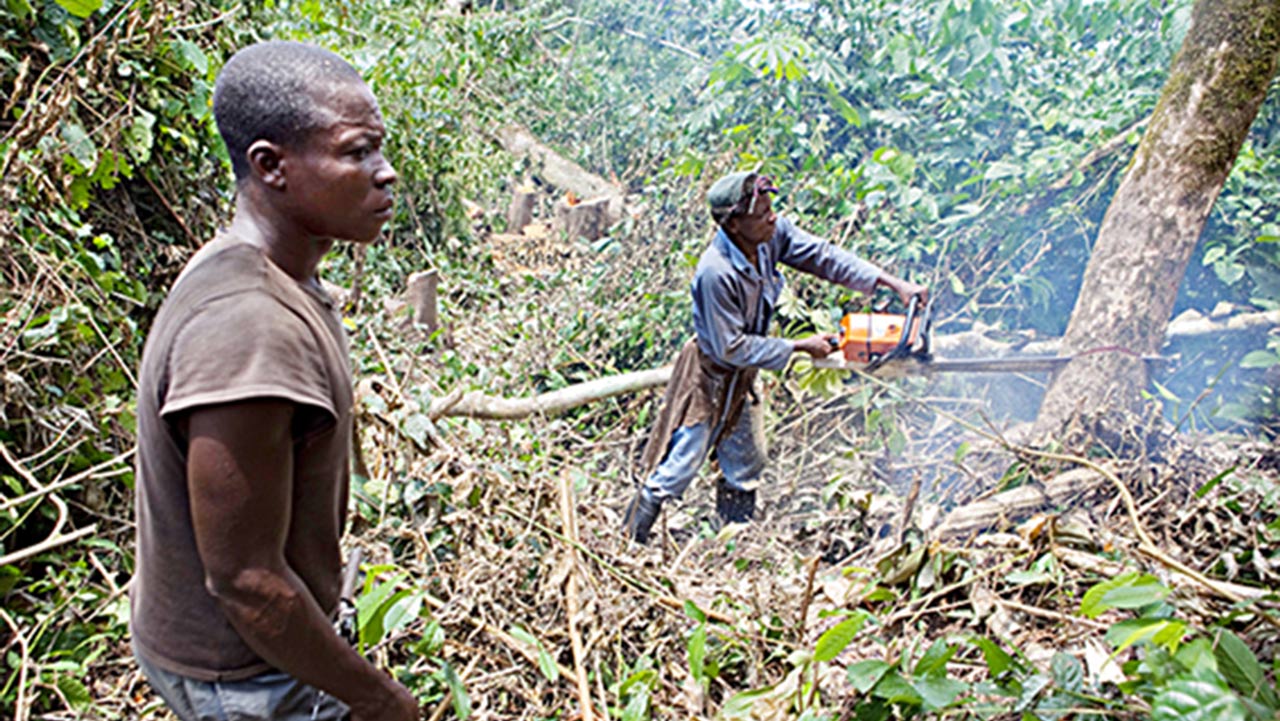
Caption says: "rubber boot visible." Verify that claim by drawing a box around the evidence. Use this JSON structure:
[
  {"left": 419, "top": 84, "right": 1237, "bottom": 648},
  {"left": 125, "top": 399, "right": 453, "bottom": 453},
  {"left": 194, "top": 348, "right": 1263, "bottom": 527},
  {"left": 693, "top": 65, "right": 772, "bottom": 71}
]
[
  {"left": 623, "top": 487, "right": 663, "bottom": 544},
  {"left": 716, "top": 483, "right": 756, "bottom": 524}
]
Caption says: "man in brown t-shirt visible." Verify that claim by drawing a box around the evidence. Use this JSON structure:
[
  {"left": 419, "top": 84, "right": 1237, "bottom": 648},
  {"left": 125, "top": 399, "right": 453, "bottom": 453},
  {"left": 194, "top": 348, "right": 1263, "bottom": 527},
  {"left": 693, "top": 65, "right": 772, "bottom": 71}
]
[{"left": 130, "top": 41, "right": 417, "bottom": 721}]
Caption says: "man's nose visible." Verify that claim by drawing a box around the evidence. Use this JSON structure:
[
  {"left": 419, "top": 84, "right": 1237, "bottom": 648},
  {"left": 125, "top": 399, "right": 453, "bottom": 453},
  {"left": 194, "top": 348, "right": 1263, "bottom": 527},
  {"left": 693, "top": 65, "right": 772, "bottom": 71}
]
[{"left": 375, "top": 157, "right": 398, "bottom": 188}]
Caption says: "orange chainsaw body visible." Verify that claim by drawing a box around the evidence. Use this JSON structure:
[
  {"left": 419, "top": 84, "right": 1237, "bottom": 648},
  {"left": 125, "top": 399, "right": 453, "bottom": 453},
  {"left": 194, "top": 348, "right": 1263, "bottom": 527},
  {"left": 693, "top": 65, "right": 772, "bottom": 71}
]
[{"left": 838, "top": 312, "right": 925, "bottom": 363}]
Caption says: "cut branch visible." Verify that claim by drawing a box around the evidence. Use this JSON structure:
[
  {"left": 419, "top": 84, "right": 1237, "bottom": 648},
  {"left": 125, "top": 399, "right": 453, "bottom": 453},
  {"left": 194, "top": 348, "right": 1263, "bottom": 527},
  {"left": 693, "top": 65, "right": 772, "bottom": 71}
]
[{"left": 429, "top": 365, "right": 672, "bottom": 420}]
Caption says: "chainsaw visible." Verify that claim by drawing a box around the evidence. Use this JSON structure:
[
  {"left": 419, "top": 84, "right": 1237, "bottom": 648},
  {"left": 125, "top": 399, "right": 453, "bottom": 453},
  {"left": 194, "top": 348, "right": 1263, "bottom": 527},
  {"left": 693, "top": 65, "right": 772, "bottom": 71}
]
[{"left": 813, "top": 295, "right": 1170, "bottom": 376}]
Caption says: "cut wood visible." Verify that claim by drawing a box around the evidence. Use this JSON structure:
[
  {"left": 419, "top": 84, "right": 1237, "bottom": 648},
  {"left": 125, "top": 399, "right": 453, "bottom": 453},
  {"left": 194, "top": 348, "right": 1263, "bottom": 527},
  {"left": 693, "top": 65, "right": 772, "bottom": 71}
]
[{"left": 405, "top": 270, "right": 440, "bottom": 333}]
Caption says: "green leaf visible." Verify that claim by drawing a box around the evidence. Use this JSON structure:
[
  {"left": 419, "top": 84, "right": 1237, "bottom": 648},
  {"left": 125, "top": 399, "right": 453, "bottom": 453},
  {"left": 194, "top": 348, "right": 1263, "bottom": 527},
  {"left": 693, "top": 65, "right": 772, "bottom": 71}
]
[
  {"left": 983, "top": 161, "right": 1022, "bottom": 181},
  {"left": 54, "top": 0, "right": 101, "bottom": 17},
  {"left": 1080, "top": 573, "right": 1168, "bottom": 618},
  {"left": 913, "top": 639, "right": 956, "bottom": 678},
  {"left": 1151, "top": 678, "right": 1248, "bottom": 721},
  {"left": 872, "top": 671, "right": 923, "bottom": 705},
  {"left": 687, "top": 623, "right": 706, "bottom": 682},
  {"left": 1213, "top": 629, "right": 1280, "bottom": 708},
  {"left": 720, "top": 686, "right": 778, "bottom": 719},
  {"left": 441, "top": 660, "right": 471, "bottom": 720},
  {"left": 971, "top": 637, "right": 1014, "bottom": 677},
  {"left": 683, "top": 599, "right": 707, "bottom": 624},
  {"left": 355, "top": 573, "right": 406, "bottom": 648},
  {"left": 173, "top": 40, "right": 209, "bottom": 74},
  {"left": 60, "top": 121, "right": 98, "bottom": 170},
  {"left": 847, "top": 659, "right": 893, "bottom": 694},
  {"left": 1105, "top": 619, "right": 1185, "bottom": 654},
  {"left": 56, "top": 674, "right": 92, "bottom": 709},
  {"left": 381, "top": 589, "right": 424, "bottom": 637},
  {"left": 1050, "top": 652, "right": 1084, "bottom": 693},
  {"left": 621, "top": 686, "right": 650, "bottom": 721},
  {"left": 1195, "top": 466, "right": 1235, "bottom": 498},
  {"left": 120, "top": 111, "right": 156, "bottom": 165},
  {"left": 1240, "top": 350, "right": 1280, "bottom": 369},
  {"left": 536, "top": 643, "right": 559, "bottom": 683},
  {"left": 7, "top": 0, "right": 34, "bottom": 20},
  {"left": 914, "top": 675, "right": 967, "bottom": 711},
  {"left": 815, "top": 614, "right": 867, "bottom": 662}
]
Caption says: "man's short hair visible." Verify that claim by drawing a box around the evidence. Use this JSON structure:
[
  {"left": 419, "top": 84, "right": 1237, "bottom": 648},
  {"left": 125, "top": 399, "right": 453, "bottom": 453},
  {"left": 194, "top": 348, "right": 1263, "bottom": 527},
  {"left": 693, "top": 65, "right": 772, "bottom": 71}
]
[{"left": 213, "top": 41, "right": 364, "bottom": 181}]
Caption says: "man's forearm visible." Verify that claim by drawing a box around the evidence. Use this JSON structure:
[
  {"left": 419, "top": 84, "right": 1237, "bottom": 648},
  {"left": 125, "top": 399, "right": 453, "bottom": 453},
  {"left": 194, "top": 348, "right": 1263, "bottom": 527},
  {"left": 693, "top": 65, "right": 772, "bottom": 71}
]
[{"left": 213, "top": 563, "right": 399, "bottom": 712}]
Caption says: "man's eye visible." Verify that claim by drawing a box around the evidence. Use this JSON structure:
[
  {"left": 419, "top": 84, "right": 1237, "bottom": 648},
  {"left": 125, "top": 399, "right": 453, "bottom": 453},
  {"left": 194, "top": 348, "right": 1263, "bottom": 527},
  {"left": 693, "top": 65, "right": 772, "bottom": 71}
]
[{"left": 351, "top": 146, "right": 372, "bottom": 160}]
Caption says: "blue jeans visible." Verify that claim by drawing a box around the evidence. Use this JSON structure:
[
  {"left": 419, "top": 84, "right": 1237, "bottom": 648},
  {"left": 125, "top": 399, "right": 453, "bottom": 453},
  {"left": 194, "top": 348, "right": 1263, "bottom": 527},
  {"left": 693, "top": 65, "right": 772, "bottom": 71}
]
[
  {"left": 644, "top": 404, "right": 764, "bottom": 500},
  {"left": 135, "top": 645, "right": 349, "bottom": 721}
]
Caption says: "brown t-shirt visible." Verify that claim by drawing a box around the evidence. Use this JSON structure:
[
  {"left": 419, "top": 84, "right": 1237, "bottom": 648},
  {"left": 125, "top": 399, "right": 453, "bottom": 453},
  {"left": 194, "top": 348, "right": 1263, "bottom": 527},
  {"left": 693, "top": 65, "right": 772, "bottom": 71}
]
[{"left": 130, "top": 234, "right": 353, "bottom": 681}]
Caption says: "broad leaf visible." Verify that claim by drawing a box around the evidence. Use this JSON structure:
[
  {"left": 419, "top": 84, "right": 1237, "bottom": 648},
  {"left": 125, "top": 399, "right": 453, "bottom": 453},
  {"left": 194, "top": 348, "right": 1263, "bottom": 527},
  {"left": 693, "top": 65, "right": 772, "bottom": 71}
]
[
  {"left": 1050, "top": 652, "right": 1084, "bottom": 693},
  {"left": 847, "top": 659, "right": 893, "bottom": 694},
  {"left": 1213, "top": 629, "right": 1280, "bottom": 709},
  {"left": 1151, "top": 678, "right": 1247, "bottom": 721},
  {"left": 815, "top": 614, "right": 866, "bottom": 662},
  {"left": 54, "top": 0, "right": 101, "bottom": 17},
  {"left": 914, "top": 675, "right": 967, "bottom": 711}
]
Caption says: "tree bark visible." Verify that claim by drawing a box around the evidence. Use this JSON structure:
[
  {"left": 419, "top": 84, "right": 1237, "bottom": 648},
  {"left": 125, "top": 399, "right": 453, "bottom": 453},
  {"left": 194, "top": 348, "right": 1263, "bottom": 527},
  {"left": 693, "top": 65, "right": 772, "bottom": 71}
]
[{"left": 1034, "top": 0, "right": 1280, "bottom": 436}]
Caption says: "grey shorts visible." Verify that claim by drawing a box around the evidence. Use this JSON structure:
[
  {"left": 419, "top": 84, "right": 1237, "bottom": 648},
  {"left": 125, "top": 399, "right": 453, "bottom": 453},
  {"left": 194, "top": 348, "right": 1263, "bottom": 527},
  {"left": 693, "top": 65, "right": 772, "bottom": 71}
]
[{"left": 134, "top": 646, "right": 350, "bottom": 721}]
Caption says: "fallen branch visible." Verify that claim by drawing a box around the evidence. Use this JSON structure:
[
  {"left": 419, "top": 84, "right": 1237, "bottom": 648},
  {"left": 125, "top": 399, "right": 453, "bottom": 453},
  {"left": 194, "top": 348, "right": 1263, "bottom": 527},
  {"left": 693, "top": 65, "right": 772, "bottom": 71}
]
[
  {"left": 429, "top": 365, "right": 672, "bottom": 419},
  {"left": 558, "top": 471, "right": 597, "bottom": 721}
]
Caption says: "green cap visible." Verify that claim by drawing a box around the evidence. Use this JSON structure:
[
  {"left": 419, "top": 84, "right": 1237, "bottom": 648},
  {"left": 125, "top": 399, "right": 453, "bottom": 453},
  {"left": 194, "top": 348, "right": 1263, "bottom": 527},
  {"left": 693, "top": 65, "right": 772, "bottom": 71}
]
[{"left": 707, "top": 171, "right": 779, "bottom": 223}]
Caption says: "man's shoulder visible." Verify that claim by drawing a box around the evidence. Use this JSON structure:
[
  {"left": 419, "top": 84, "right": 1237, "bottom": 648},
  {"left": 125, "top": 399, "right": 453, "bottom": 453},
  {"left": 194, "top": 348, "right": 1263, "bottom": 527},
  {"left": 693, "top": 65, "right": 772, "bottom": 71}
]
[{"left": 694, "top": 236, "right": 735, "bottom": 282}]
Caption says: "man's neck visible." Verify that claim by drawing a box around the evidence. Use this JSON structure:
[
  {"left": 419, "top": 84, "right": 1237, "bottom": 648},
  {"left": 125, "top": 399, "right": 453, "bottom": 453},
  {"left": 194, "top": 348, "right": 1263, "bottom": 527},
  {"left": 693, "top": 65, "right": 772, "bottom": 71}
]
[
  {"left": 726, "top": 232, "right": 759, "bottom": 268},
  {"left": 227, "top": 191, "right": 333, "bottom": 283}
]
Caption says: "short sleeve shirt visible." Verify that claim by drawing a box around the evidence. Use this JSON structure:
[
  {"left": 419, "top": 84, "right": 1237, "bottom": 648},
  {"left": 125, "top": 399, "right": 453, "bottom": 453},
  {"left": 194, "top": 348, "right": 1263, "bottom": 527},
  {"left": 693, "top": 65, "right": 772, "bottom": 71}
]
[{"left": 129, "top": 234, "right": 353, "bottom": 681}]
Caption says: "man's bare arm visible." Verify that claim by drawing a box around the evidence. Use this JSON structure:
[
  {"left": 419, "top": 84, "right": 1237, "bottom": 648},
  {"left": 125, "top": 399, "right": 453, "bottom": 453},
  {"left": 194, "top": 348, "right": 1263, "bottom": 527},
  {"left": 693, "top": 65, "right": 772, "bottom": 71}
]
[{"left": 185, "top": 399, "right": 418, "bottom": 721}]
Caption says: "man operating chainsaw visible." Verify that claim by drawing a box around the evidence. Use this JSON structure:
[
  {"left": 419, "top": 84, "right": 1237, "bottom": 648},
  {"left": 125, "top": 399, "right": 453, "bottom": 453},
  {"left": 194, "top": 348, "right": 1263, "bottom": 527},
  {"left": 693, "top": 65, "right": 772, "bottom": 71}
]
[{"left": 624, "top": 171, "right": 928, "bottom": 544}]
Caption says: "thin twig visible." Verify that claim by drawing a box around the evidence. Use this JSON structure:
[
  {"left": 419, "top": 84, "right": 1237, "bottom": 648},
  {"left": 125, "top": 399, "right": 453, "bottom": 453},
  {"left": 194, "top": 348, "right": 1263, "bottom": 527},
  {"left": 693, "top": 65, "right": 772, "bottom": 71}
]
[{"left": 0, "top": 607, "right": 31, "bottom": 721}]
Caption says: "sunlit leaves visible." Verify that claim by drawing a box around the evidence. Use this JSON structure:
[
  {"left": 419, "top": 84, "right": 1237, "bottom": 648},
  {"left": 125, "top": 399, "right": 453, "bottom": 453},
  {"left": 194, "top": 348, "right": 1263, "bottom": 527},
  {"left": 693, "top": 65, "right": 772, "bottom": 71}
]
[{"left": 54, "top": 0, "right": 100, "bottom": 18}]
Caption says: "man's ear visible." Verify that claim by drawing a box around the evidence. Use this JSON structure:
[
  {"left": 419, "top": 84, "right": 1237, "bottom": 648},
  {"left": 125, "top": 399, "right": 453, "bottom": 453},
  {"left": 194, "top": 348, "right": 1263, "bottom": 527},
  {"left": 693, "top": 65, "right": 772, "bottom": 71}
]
[{"left": 246, "top": 140, "right": 287, "bottom": 190}]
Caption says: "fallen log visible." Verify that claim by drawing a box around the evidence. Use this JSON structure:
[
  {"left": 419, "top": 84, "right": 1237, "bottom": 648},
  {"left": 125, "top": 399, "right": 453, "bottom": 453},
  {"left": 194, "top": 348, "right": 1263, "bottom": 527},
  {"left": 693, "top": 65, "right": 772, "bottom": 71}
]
[
  {"left": 428, "top": 365, "right": 672, "bottom": 420},
  {"left": 934, "top": 467, "right": 1105, "bottom": 539}
]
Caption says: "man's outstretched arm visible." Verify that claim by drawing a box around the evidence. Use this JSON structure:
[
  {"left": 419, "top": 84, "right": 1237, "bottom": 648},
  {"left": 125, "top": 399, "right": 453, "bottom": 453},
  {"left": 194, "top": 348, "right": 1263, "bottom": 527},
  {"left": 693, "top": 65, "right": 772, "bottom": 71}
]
[{"left": 185, "top": 399, "right": 418, "bottom": 721}]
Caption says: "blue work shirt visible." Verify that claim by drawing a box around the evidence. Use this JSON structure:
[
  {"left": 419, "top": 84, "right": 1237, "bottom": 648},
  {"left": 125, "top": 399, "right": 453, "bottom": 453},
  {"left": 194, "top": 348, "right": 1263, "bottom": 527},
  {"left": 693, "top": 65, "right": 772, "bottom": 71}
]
[{"left": 692, "top": 215, "right": 882, "bottom": 372}]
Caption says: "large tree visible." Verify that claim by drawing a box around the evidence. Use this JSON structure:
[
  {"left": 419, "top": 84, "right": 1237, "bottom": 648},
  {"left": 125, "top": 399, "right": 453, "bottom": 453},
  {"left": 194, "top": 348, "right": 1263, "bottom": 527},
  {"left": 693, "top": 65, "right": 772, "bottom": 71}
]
[{"left": 1034, "top": 0, "right": 1280, "bottom": 437}]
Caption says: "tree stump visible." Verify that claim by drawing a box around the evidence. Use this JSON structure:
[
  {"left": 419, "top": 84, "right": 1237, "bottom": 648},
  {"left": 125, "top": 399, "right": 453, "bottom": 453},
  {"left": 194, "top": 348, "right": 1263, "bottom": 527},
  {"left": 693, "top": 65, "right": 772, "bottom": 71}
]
[
  {"left": 405, "top": 270, "right": 439, "bottom": 334},
  {"left": 554, "top": 196, "right": 611, "bottom": 241},
  {"left": 506, "top": 187, "right": 536, "bottom": 234}
]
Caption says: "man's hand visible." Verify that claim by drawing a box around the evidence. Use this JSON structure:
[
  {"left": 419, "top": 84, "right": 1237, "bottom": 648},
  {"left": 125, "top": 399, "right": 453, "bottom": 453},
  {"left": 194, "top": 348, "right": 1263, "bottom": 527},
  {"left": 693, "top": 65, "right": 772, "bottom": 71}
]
[
  {"left": 877, "top": 274, "right": 930, "bottom": 308},
  {"left": 794, "top": 333, "right": 839, "bottom": 359},
  {"left": 348, "top": 680, "right": 420, "bottom": 721}
]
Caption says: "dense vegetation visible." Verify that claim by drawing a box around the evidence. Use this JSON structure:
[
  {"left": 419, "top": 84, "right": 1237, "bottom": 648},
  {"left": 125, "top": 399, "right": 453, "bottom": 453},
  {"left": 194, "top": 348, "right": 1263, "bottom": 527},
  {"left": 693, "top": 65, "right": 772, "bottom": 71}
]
[{"left": 1, "top": 0, "right": 1277, "bottom": 718}]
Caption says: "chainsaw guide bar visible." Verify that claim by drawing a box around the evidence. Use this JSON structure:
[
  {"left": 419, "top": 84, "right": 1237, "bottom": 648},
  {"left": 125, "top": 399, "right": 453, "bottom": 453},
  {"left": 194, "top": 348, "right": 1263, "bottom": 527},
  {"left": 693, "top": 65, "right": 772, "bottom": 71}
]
[{"left": 815, "top": 296, "right": 1170, "bottom": 376}]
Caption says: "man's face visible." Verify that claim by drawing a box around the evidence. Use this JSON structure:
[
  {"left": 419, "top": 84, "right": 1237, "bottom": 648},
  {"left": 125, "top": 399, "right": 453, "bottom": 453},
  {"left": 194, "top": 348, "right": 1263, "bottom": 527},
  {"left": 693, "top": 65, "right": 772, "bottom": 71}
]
[
  {"left": 283, "top": 82, "right": 398, "bottom": 244},
  {"left": 726, "top": 191, "right": 777, "bottom": 248}
]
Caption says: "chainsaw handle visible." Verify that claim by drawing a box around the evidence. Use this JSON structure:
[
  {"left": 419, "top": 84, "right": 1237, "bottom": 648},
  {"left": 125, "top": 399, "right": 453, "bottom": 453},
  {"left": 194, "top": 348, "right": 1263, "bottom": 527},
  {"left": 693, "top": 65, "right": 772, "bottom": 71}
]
[{"left": 863, "top": 293, "right": 925, "bottom": 372}]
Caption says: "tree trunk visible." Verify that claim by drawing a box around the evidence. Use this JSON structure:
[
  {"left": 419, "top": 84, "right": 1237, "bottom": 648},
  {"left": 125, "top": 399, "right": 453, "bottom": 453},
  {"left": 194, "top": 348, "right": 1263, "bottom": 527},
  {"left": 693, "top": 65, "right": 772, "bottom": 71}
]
[{"left": 1034, "top": 0, "right": 1280, "bottom": 436}]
